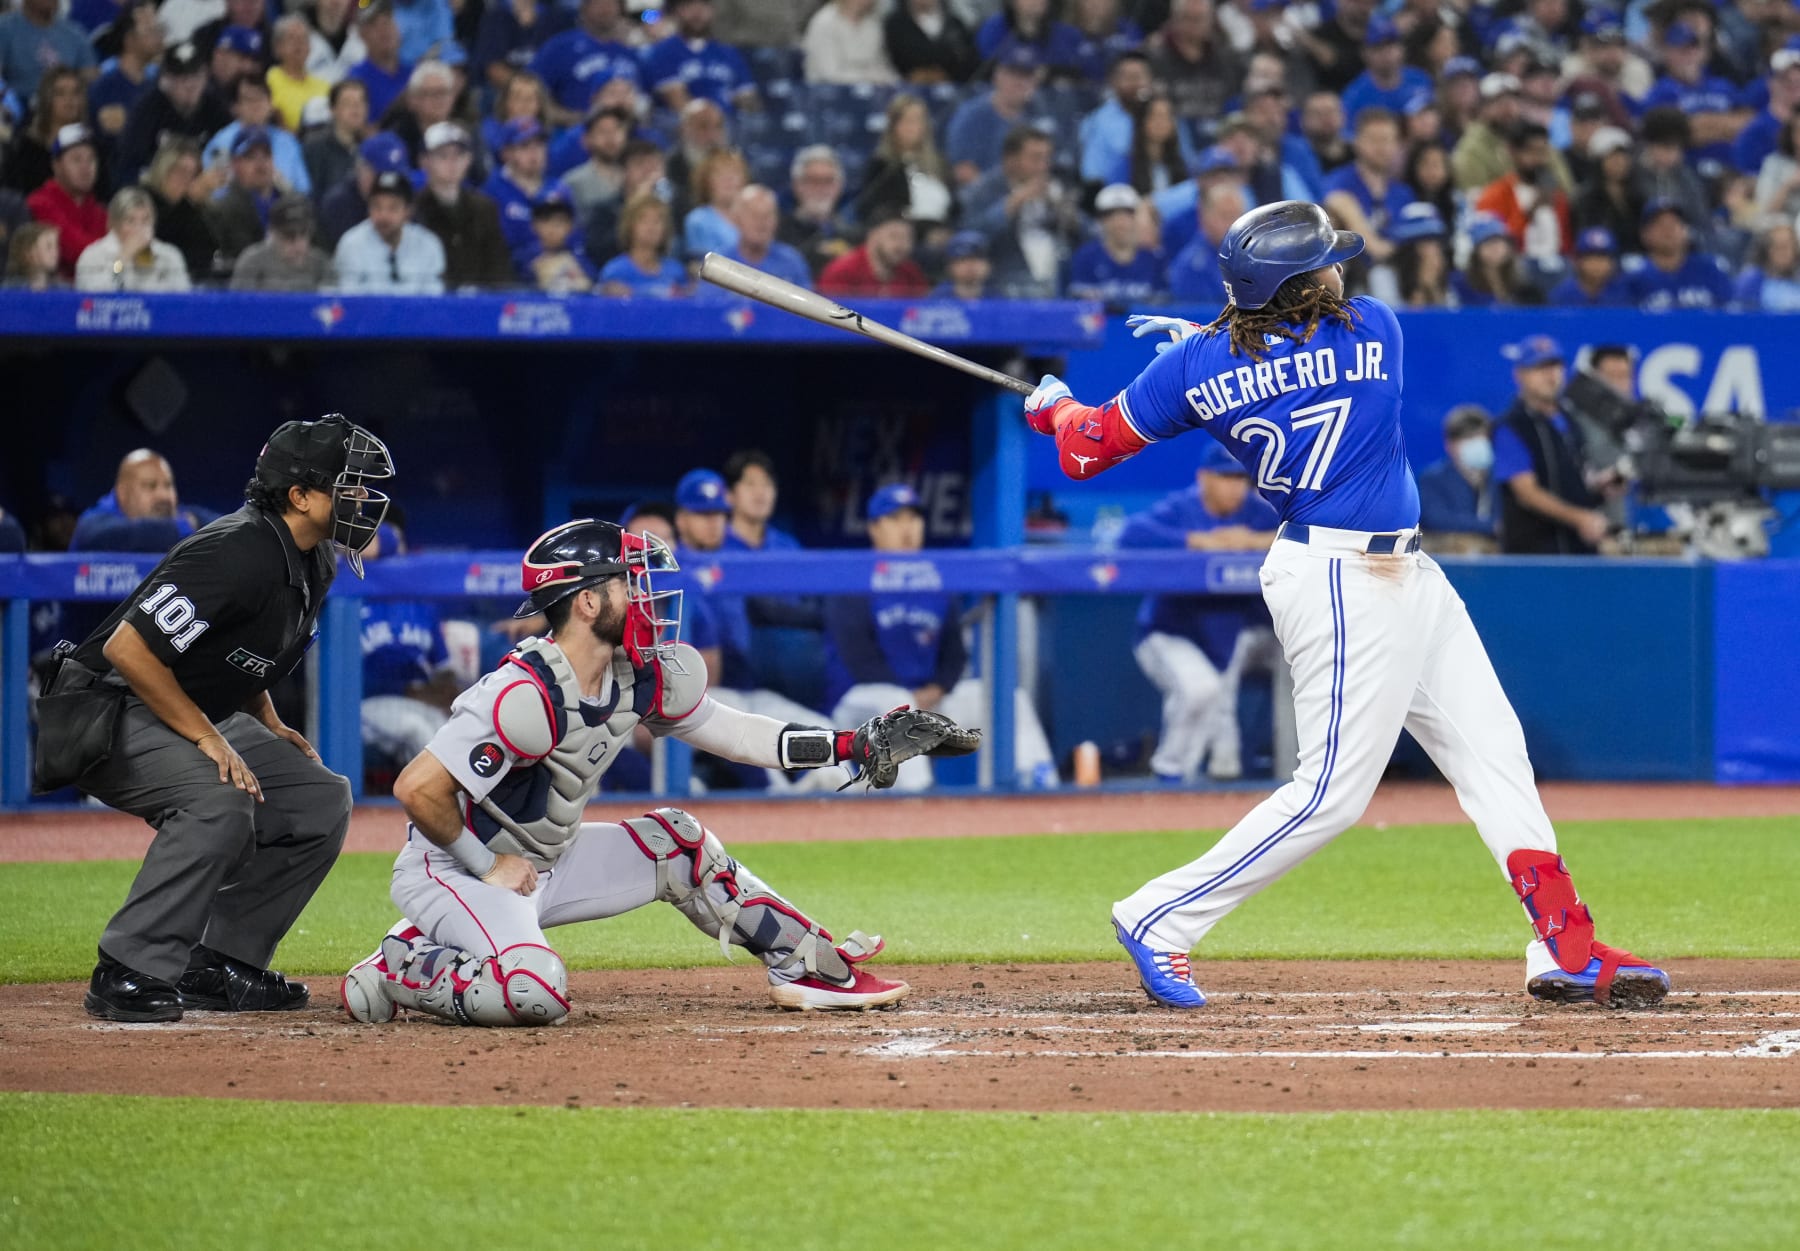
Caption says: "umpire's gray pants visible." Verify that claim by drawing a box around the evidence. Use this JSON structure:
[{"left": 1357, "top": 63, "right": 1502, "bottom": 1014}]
[{"left": 85, "top": 699, "right": 353, "bottom": 983}]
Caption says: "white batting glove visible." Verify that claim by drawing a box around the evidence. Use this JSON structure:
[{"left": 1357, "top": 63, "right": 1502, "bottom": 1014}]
[
  {"left": 1024, "top": 374, "right": 1072, "bottom": 434},
  {"left": 1126, "top": 313, "right": 1203, "bottom": 354}
]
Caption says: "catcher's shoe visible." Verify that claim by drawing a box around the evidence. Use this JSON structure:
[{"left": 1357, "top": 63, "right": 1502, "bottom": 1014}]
[
  {"left": 769, "top": 965, "right": 911, "bottom": 1012},
  {"left": 1114, "top": 918, "right": 1206, "bottom": 1009},
  {"left": 1524, "top": 938, "right": 1669, "bottom": 1009}
]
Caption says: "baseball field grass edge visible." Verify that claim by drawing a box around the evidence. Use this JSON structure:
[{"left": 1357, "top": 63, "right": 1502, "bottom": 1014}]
[
  {"left": 0, "top": 816, "right": 1793, "bottom": 982},
  {"left": 2, "top": 1094, "right": 1797, "bottom": 1251}
]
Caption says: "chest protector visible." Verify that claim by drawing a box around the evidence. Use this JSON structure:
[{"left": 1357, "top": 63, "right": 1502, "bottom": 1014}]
[{"left": 470, "top": 637, "right": 706, "bottom": 866}]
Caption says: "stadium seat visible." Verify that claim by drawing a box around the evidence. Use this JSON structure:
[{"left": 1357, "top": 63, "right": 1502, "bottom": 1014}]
[{"left": 746, "top": 46, "right": 802, "bottom": 89}]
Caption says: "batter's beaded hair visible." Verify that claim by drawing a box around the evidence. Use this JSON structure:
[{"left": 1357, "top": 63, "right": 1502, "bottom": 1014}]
[{"left": 1204, "top": 278, "right": 1360, "bottom": 362}]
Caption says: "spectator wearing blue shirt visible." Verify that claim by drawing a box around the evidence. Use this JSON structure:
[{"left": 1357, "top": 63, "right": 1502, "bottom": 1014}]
[
  {"left": 1077, "top": 50, "right": 1154, "bottom": 186},
  {"left": 597, "top": 192, "right": 687, "bottom": 296},
  {"left": 945, "top": 43, "right": 1049, "bottom": 186},
  {"left": 1621, "top": 199, "right": 1734, "bottom": 312},
  {"left": 1320, "top": 107, "right": 1415, "bottom": 268},
  {"left": 931, "top": 230, "right": 995, "bottom": 299},
  {"left": 1416, "top": 406, "right": 1499, "bottom": 554},
  {"left": 483, "top": 119, "right": 570, "bottom": 264},
  {"left": 1153, "top": 143, "right": 1245, "bottom": 258},
  {"left": 1068, "top": 0, "right": 1143, "bottom": 84},
  {"left": 71, "top": 450, "right": 219, "bottom": 553},
  {"left": 1734, "top": 216, "right": 1800, "bottom": 313},
  {"left": 391, "top": 0, "right": 457, "bottom": 68},
  {"left": 203, "top": 76, "right": 312, "bottom": 198},
  {"left": 348, "top": 1, "right": 414, "bottom": 122},
  {"left": 1637, "top": 21, "right": 1750, "bottom": 179},
  {"left": 1493, "top": 335, "right": 1608, "bottom": 556},
  {"left": 681, "top": 146, "right": 745, "bottom": 260},
  {"left": 1548, "top": 226, "right": 1630, "bottom": 306},
  {"left": 641, "top": 0, "right": 757, "bottom": 114},
  {"left": 471, "top": 0, "right": 572, "bottom": 94},
  {"left": 0, "top": 506, "right": 23, "bottom": 554},
  {"left": 531, "top": 0, "right": 642, "bottom": 126},
  {"left": 1119, "top": 442, "right": 1279, "bottom": 784},
  {"left": 521, "top": 191, "right": 599, "bottom": 292},
  {"left": 357, "top": 524, "right": 461, "bottom": 772},
  {"left": 699, "top": 184, "right": 812, "bottom": 293},
  {"left": 1243, "top": 81, "right": 1324, "bottom": 200},
  {"left": 976, "top": 0, "right": 1084, "bottom": 77},
  {"left": 1165, "top": 180, "right": 1245, "bottom": 306},
  {"left": 826, "top": 483, "right": 1058, "bottom": 791},
  {"left": 1735, "top": 46, "right": 1800, "bottom": 177},
  {"left": 0, "top": 0, "right": 98, "bottom": 100},
  {"left": 1339, "top": 15, "right": 1433, "bottom": 125},
  {"left": 89, "top": 1, "right": 162, "bottom": 144},
  {"left": 1068, "top": 182, "right": 1164, "bottom": 307}
]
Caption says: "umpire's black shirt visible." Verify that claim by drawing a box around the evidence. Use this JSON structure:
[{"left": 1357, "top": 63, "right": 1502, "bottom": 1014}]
[{"left": 74, "top": 505, "right": 336, "bottom": 722}]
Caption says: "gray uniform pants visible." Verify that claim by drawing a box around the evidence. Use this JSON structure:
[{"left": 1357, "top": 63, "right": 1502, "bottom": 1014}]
[{"left": 85, "top": 699, "right": 353, "bottom": 983}]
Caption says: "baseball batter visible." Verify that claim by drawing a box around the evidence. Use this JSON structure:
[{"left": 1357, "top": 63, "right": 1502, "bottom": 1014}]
[
  {"left": 342, "top": 519, "right": 977, "bottom": 1026},
  {"left": 1023, "top": 200, "right": 1670, "bottom": 1011}
]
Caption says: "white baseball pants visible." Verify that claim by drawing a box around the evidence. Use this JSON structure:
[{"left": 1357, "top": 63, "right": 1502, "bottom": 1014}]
[
  {"left": 1134, "top": 627, "right": 1281, "bottom": 780},
  {"left": 1116, "top": 529, "right": 1558, "bottom": 952}
]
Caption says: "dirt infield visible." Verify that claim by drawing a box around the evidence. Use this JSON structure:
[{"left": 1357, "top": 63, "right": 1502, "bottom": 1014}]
[
  {"left": 6, "top": 780, "right": 1800, "bottom": 863},
  {"left": 2, "top": 960, "right": 1796, "bottom": 1114}
]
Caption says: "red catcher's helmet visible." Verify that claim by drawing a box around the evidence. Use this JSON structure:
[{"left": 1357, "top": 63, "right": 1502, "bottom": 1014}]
[{"left": 514, "top": 519, "right": 684, "bottom": 668}]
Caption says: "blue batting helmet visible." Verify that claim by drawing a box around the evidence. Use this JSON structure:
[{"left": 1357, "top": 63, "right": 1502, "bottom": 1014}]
[{"left": 1216, "top": 200, "right": 1364, "bottom": 310}]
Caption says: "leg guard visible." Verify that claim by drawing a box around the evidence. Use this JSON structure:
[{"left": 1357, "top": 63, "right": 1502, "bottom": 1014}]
[
  {"left": 621, "top": 807, "right": 881, "bottom": 986},
  {"left": 1508, "top": 850, "right": 1659, "bottom": 1007},
  {"left": 355, "top": 932, "right": 570, "bottom": 1027}
]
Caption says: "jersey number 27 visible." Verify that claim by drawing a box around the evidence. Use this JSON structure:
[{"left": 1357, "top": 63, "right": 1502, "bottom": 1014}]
[{"left": 1231, "top": 398, "right": 1352, "bottom": 495}]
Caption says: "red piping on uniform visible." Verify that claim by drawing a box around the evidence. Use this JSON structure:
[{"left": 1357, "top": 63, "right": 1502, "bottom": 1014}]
[
  {"left": 423, "top": 850, "right": 500, "bottom": 956},
  {"left": 491, "top": 679, "right": 553, "bottom": 759}
]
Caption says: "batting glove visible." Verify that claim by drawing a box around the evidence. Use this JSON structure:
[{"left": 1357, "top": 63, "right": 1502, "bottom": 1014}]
[
  {"left": 1024, "top": 373, "right": 1073, "bottom": 435},
  {"left": 1126, "top": 313, "right": 1204, "bottom": 354}
]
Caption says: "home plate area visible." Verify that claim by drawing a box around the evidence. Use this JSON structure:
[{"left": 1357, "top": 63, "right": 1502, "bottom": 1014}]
[{"left": 1, "top": 959, "right": 1795, "bottom": 1114}]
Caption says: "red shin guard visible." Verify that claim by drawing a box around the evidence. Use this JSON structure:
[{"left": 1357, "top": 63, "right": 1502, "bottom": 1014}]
[{"left": 1507, "top": 850, "right": 1652, "bottom": 1005}]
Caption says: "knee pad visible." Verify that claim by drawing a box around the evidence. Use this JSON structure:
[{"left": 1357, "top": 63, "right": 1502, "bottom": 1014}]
[
  {"left": 381, "top": 936, "right": 569, "bottom": 1027},
  {"left": 1508, "top": 850, "right": 1594, "bottom": 975}
]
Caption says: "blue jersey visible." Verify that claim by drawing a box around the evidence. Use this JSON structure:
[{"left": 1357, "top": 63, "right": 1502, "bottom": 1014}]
[
  {"left": 1319, "top": 164, "right": 1415, "bottom": 242},
  {"left": 1165, "top": 236, "right": 1226, "bottom": 305},
  {"left": 361, "top": 600, "right": 447, "bottom": 697},
  {"left": 1118, "top": 295, "right": 1419, "bottom": 531},
  {"left": 1118, "top": 484, "right": 1276, "bottom": 668},
  {"left": 1067, "top": 239, "right": 1164, "bottom": 305},
  {"left": 1637, "top": 75, "right": 1745, "bottom": 172},
  {"left": 1340, "top": 68, "right": 1435, "bottom": 124},
  {"left": 530, "top": 30, "right": 641, "bottom": 113},
  {"left": 1620, "top": 252, "right": 1734, "bottom": 312},
  {"left": 348, "top": 59, "right": 413, "bottom": 122},
  {"left": 641, "top": 35, "right": 753, "bottom": 109},
  {"left": 1547, "top": 273, "right": 1631, "bottom": 306}
]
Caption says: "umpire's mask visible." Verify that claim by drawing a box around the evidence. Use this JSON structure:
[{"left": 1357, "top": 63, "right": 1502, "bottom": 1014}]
[{"left": 254, "top": 414, "right": 395, "bottom": 578}]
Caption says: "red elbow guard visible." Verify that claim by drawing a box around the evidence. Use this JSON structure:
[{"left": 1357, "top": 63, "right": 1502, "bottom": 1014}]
[{"left": 1052, "top": 397, "right": 1148, "bottom": 480}]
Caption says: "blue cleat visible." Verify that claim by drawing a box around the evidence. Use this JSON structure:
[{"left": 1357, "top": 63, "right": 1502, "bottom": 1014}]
[
  {"left": 1113, "top": 919, "right": 1206, "bottom": 1008},
  {"left": 1526, "top": 942, "right": 1670, "bottom": 1009}
]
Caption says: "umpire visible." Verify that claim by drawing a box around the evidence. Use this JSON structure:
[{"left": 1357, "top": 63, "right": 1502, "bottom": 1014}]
[{"left": 41, "top": 415, "right": 395, "bottom": 1022}]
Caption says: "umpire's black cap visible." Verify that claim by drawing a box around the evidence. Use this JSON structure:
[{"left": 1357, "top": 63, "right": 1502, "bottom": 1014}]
[{"left": 255, "top": 414, "right": 386, "bottom": 492}]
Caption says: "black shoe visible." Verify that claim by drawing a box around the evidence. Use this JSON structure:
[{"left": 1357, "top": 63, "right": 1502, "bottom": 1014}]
[
  {"left": 177, "top": 945, "right": 309, "bottom": 1012},
  {"left": 85, "top": 951, "right": 184, "bottom": 1023}
]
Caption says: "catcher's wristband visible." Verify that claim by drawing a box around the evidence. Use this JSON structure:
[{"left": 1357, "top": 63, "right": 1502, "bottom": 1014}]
[
  {"left": 444, "top": 829, "right": 498, "bottom": 880},
  {"left": 776, "top": 725, "right": 854, "bottom": 770}
]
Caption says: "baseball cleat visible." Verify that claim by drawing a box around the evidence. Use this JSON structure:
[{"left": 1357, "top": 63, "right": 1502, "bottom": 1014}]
[
  {"left": 1113, "top": 919, "right": 1206, "bottom": 1009},
  {"left": 769, "top": 966, "right": 911, "bottom": 1012},
  {"left": 1524, "top": 940, "right": 1670, "bottom": 1009}
]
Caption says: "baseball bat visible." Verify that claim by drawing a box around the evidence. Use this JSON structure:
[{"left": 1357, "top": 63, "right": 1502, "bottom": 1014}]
[{"left": 698, "top": 252, "right": 1035, "bottom": 396}]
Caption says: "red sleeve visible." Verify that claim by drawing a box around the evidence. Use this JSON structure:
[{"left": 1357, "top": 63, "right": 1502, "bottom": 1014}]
[{"left": 1043, "top": 394, "right": 1148, "bottom": 481}]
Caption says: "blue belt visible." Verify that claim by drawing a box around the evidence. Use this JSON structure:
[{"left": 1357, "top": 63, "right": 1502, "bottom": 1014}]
[{"left": 1279, "top": 522, "right": 1421, "bottom": 555}]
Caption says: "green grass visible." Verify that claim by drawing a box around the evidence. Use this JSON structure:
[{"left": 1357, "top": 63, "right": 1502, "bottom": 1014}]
[
  {"left": 2, "top": 1094, "right": 1795, "bottom": 1251},
  {"left": 2, "top": 817, "right": 1795, "bottom": 983}
]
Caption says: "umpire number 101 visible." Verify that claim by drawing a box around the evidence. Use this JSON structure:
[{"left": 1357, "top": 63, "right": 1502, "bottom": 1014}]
[{"left": 138, "top": 583, "right": 211, "bottom": 652}]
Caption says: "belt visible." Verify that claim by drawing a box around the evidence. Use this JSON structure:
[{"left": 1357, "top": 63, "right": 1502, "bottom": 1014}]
[{"left": 1278, "top": 521, "right": 1421, "bottom": 555}]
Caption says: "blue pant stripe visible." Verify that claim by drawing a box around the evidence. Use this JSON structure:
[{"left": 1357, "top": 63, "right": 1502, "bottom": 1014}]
[{"left": 1132, "top": 559, "right": 1347, "bottom": 943}]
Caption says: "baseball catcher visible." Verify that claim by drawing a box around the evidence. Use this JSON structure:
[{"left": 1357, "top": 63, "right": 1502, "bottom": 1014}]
[{"left": 342, "top": 519, "right": 977, "bottom": 1026}]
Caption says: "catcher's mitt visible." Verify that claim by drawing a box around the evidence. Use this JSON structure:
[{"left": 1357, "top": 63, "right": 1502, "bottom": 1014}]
[{"left": 841, "top": 706, "right": 982, "bottom": 790}]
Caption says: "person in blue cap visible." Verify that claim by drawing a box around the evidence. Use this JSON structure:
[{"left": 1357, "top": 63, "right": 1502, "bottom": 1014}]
[
  {"left": 1451, "top": 212, "right": 1527, "bottom": 306},
  {"left": 483, "top": 118, "right": 573, "bottom": 267},
  {"left": 1024, "top": 199, "right": 1669, "bottom": 1012},
  {"left": 1415, "top": 404, "right": 1499, "bottom": 552},
  {"left": 1376, "top": 199, "right": 1451, "bottom": 307},
  {"left": 1492, "top": 335, "right": 1608, "bottom": 555},
  {"left": 201, "top": 74, "right": 311, "bottom": 197},
  {"left": 1119, "top": 440, "right": 1280, "bottom": 784},
  {"left": 1549, "top": 225, "right": 1630, "bottom": 305},
  {"left": 1638, "top": 20, "right": 1749, "bottom": 179},
  {"left": 1621, "top": 198, "right": 1734, "bottom": 311},
  {"left": 824, "top": 482, "right": 1058, "bottom": 791},
  {"left": 933, "top": 229, "right": 996, "bottom": 299},
  {"left": 1069, "top": 182, "right": 1165, "bottom": 306},
  {"left": 1340, "top": 14, "right": 1434, "bottom": 124},
  {"left": 319, "top": 131, "right": 413, "bottom": 248},
  {"left": 672, "top": 468, "right": 836, "bottom": 791},
  {"left": 946, "top": 42, "right": 1049, "bottom": 185}
]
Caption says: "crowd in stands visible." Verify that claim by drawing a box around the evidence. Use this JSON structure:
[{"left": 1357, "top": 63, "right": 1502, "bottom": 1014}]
[{"left": 0, "top": 0, "right": 1795, "bottom": 308}]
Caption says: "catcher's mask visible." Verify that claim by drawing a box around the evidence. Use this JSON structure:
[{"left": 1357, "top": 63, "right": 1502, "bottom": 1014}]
[
  {"left": 253, "top": 414, "right": 394, "bottom": 578},
  {"left": 514, "top": 518, "right": 684, "bottom": 669}
]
